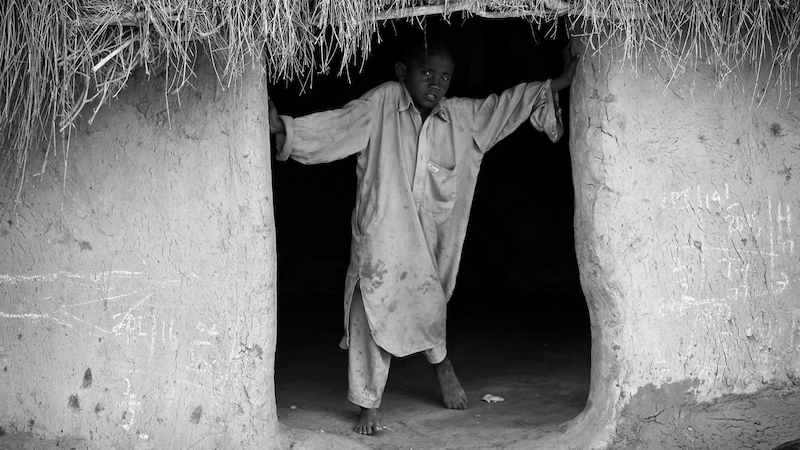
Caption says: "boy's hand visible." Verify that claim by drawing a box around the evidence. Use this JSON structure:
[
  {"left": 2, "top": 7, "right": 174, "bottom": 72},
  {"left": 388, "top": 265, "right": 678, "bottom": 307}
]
[
  {"left": 268, "top": 99, "right": 286, "bottom": 135},
  {"left": 551, "top": 39, "right": 580, "bottom": 93}
]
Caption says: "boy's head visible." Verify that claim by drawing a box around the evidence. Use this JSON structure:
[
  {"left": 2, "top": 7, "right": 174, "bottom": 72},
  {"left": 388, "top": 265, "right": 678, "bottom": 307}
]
[{"left": 395, "top": 38, "right": 455, "bottom": 117}]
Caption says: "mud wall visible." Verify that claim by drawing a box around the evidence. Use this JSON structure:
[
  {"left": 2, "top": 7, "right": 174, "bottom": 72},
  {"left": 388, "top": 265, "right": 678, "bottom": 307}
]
[
  {"left": 567, "top": 49, "right": 800, "bottom": 449},
  {"left": 3, "top": 37, "right": 799, "bottom": 450},
  {"left": 0, "top": 57, "right": 281, "bottom": 448}
]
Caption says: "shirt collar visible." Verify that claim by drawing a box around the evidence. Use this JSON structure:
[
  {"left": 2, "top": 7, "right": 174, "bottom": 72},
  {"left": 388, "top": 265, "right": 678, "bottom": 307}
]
[{"left": 397, "top": 82, "right": 450, "bottom": 123}]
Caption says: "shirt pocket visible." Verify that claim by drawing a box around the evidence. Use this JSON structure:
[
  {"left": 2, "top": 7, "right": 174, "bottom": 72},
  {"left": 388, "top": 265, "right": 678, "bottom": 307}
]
[{"left": 426, "top": 161, "right": 458, "bottom": 214}]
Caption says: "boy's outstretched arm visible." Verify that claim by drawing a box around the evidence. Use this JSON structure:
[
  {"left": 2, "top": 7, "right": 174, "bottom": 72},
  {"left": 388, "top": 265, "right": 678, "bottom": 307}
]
[
  {"left": 550, "top": 39, "right": 580, "bottom": 93},
  {"left": 266, "top": 92, "right": 374, "bottom": 164}
]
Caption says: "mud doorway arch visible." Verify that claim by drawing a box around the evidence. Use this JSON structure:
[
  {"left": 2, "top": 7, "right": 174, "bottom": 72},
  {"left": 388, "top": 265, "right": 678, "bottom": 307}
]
[{"left": 269, "top": 14, "right": 590, "bottom": 449}]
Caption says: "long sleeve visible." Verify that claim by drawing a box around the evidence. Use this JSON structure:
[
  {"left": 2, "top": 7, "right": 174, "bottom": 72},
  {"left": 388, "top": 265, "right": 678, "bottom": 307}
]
[
  {"left": 276, "top": 90, "right": 378, "bottom": 165},
  {"left": 469, "top": 79, "right": 563, "bottom": 153}
]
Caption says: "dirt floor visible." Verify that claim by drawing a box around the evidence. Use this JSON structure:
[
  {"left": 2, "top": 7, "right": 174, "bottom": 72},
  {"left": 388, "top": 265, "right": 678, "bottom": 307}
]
[{"left": 275, "top": 292, "right": 591, "bottom": 450}]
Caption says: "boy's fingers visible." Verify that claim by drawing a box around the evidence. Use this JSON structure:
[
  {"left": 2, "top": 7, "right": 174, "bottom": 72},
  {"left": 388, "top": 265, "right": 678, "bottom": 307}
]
[
  {"left": 275, "top": 133, "right": 286, "bottom": 150},
  {"left": 562, "top": 41, "right": 578, "bottom": 61},
  {"left": 569, "top": 37, "right": 581, "bottom": 58}
]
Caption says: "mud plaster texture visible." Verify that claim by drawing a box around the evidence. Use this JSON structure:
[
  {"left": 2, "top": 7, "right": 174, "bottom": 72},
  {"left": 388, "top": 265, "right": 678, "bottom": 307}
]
[
  {"left": 616, "top": 381, "right": 800, "bottom": 449},
  {"left": 0, "top": 53, "right": 299, "bottom": 449},
  {"left": 2, "top": 40, "right": 800, "bottom": 450},
  {"left": 567, "top": 46, "right": 800, "bottom": 449}
]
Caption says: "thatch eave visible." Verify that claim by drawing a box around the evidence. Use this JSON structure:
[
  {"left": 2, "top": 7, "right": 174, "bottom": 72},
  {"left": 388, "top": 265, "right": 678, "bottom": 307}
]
[{"left": 1, "top": 0, "right": 799, "bottom": 205}]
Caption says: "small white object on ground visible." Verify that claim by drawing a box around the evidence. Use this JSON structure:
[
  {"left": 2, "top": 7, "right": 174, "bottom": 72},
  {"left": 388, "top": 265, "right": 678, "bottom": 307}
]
[
  {"left": 289, "top": 405, "right": 297, "bottom": 409},
  {"left": 481, "top": 394, "right": 505, "bottom": 403}
]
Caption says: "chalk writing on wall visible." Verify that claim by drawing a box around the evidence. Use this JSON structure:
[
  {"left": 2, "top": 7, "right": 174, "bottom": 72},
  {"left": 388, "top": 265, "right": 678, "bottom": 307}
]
[
  {"left": 655, "top": 183, "right": 797, "bottom": 384},
  {"left": 0, "top": 270, "right": 185, "bottom": 338},
  {"left": 0, "top": 268, "right": 254, "bottom": 432}
]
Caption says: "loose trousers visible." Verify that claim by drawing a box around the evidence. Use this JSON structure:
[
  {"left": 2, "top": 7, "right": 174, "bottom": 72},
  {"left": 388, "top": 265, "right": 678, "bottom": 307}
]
[{"left": 347, "top": 286, "right": 447, "bottom": 408}]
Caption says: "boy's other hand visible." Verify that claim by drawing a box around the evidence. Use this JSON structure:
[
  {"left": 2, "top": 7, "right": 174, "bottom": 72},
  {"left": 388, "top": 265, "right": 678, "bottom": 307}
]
[
  {"left": 551, "top": 38, "right": 580, "bottom": 93},
  {"left": 268, "top": 99, "right": 286, "bottom": 135}
]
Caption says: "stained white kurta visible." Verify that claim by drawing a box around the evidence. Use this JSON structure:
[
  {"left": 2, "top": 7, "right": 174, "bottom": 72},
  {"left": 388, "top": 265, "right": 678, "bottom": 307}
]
[{"left": 276, "top": 80, "right": 563, "bottom": 357}]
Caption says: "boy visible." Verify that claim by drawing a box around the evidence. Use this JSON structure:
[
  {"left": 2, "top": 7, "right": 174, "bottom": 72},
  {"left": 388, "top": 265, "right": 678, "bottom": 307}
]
[{"left": 269, "top": 37, "right": 578, "bottom": 435}]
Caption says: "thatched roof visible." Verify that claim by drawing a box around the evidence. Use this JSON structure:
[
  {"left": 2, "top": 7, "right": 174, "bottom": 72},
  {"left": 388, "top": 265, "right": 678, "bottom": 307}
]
[{"left": 1, "top": 0, "right": 799, "bottom": 200}]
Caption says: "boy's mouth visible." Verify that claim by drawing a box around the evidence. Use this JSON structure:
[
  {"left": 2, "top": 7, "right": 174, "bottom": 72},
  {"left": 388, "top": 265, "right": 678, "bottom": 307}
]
[{"left": 425, "top": 92, "right": 438, "bottom": 101}]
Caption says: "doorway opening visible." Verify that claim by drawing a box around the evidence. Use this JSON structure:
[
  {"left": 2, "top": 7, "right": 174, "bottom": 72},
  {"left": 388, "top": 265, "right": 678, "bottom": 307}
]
[{"left": 269, "top": 14, "right": 590, "bottom": 449}]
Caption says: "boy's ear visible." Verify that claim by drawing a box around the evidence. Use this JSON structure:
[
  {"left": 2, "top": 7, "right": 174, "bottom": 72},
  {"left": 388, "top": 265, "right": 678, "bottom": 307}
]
[{"left": 394, "top": 61, "right": 407, "bottom": 81}]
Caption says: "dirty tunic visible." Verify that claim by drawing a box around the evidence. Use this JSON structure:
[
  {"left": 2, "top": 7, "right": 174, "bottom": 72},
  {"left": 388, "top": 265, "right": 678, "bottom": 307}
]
[{"left": 276, "top": 80, "right": 563, "bottom": 357}]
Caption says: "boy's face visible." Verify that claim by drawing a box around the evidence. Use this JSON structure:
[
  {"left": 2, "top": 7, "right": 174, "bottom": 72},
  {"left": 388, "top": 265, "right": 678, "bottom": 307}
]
[{"left": 395, "top": 52, "right": 454, "bottom": 117}]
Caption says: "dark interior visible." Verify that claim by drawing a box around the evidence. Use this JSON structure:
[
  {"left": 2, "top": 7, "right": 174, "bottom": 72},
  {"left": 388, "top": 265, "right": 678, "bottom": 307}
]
[{"left": 269, "top": 14, "right": 591, "bottom": 448}]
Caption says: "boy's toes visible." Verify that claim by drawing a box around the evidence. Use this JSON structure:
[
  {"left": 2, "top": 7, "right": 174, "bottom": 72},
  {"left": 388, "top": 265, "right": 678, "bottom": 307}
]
[
  {"left": 354, "top": 422, "right": 379, "bottom": 435},
  {"left": 443, "top": 386, "right": 468, "bottom": 410},
  {"left": 354, "top": 408, "right": 381, "bottom": 435},
  {"left": 444, "top": 391, "right": 467, "bottom": 409}
]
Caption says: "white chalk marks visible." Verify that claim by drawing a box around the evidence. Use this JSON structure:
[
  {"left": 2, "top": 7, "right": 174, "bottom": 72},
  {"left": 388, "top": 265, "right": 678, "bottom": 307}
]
[
  {"left": 0, "top": 270, "right": 187, "bottom": 339},
  {"left": 659, "top": 184, "right": 795, "bottom": 316},
  {"left": 656, "top": 182, "right": 798, "bottom": 383},
  {"left": 0, "top": 268, "right": 251, "bottom": 392}
]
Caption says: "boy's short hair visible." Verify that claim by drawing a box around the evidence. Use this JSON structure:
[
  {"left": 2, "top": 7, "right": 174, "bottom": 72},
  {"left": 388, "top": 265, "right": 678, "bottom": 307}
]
[{"left": 400, "top": 36, "right": 454, "bottom": 66}]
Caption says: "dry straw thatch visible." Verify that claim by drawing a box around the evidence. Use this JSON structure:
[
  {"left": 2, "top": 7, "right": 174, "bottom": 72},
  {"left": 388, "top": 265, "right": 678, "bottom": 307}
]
[{"left": 1, "top": 0, "right": 799, "bottom": 206}]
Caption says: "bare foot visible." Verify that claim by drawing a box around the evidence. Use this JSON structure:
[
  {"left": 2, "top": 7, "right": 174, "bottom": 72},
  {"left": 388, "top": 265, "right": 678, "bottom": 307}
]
[
  {"left": 433, "top": 358, "right": 468, "bottom": 409},
  {"left": 354, "top": 407, "right": 381, "bottom": 435}
]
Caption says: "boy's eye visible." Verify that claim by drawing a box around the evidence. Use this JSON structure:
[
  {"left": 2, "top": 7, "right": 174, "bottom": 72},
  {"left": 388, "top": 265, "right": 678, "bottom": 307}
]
[
  {"left": 441, "top": 75, "right": 450, "bottom": 82},
  {"left": 422, "top": 70, "right": 431, "bottom": 77}
]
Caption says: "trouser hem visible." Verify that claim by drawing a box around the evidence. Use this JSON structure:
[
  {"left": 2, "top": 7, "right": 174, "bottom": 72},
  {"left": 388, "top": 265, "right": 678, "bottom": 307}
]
[
  {"left": 348, "top": 392, "right": 381, "bottom": 409},
  {"left": 425, "top": 343, "right": 447, "bottom": 364}
]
